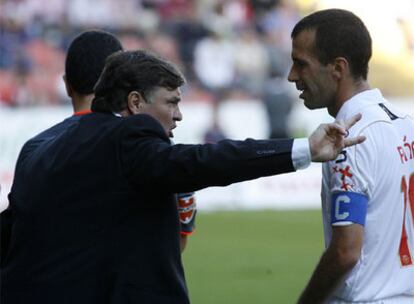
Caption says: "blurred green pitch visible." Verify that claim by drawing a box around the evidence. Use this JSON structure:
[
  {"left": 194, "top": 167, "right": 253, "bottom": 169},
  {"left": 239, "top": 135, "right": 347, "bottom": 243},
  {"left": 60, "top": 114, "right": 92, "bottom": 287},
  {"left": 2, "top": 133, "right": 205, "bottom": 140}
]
[{"left": 183, "top": 210, "right": 323, "bottom": 304}]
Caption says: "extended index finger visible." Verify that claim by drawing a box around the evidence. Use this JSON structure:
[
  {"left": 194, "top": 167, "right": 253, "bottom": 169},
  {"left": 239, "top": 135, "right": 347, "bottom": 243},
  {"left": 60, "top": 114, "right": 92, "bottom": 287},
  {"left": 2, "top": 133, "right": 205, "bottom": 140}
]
[
  {"left": 344, "top": 135, "right": 366, "bottom": 148},
  {"left": 342, "top": 113, "right": 362, "bottom": 130}
]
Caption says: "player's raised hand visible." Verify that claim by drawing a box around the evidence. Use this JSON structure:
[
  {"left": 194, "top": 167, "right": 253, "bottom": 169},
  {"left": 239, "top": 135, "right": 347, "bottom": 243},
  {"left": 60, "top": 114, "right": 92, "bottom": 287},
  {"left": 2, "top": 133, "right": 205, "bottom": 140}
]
[{"left": 308, "top": 113, "right": 366, "bottom": 162}]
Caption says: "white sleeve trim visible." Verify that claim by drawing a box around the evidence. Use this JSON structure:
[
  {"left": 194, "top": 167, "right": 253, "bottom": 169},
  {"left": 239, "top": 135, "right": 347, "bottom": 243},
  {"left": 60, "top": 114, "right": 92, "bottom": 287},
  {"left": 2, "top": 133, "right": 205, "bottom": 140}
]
[
  {"left": 332, "top": 221, "right": 353, "bottom": 226},
  {"left": 292, "top": 138, "right": 311, "bottom": 170}
]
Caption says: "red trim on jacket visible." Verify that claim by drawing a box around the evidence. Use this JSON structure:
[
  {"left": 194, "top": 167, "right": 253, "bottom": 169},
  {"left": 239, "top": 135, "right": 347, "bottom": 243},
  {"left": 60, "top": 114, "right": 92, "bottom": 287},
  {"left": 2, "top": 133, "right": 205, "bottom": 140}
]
[{"left": 74, "top": 109, "right": 92, "bottom": 116}]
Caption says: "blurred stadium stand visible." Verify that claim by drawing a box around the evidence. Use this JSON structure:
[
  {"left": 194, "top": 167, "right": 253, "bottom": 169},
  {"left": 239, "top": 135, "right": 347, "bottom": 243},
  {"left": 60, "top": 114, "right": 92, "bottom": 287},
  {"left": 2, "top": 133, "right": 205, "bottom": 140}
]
[
  {"left": 0, "top": 0, "right": 300, "bottom": 107},
  {"left": 2, "top": 0, "right": 414, "bottom": 211}
]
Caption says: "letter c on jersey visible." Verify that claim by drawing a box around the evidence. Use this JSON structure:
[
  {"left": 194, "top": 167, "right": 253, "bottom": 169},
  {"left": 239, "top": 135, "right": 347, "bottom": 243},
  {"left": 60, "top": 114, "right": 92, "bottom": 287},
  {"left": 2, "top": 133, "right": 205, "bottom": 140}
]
[{"left": 335, "top": 195, "right": 350, "bottom": 220}]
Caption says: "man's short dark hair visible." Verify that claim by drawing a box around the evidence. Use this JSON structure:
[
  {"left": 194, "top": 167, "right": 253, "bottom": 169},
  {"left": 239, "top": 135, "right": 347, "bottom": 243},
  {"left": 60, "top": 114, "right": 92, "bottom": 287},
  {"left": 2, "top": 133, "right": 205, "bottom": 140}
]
[
  {"left": 65, "top": 30, "right": 123, "bottom": 95},
  {"left": 291, "top": 9, "right": 372, "bottom": 80},
  {"left": 92, "top": 50, "right": 185, "bottom": 113}
]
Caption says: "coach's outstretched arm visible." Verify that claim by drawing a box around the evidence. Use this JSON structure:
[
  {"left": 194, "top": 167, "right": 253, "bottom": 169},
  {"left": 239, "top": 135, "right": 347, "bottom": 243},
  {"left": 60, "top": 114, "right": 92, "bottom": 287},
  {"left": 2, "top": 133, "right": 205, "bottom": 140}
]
[
  {"left": 308, "top": 113, "right": 365, "bottom": 162},
  {"left": 119, "top": 112, "right": 365, "bottom": 193}
]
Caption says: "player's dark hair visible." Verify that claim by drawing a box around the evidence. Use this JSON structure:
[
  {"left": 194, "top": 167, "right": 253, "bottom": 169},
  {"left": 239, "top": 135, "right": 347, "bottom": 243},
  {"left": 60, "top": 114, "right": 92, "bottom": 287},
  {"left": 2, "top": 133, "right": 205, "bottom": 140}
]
[
  {"left": 92, "top": 50, "right": 185, "bottom": 113},
  {"left": 65, "top": 30, "right": 123, "bottom": 95},
  {"left": 291, "top": 9, "right": 372, "bottom": 80}
]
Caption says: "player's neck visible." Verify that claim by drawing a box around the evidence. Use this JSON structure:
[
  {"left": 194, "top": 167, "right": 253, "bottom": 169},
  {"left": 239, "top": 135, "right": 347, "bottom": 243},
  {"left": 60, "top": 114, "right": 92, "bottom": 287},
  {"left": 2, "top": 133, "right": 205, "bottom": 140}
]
[
  {"left": 329, "top": 79, "right": 370, "bottom": 117},
  {"left": 72, "top": 93, "right": 94, "bottom": 113}
]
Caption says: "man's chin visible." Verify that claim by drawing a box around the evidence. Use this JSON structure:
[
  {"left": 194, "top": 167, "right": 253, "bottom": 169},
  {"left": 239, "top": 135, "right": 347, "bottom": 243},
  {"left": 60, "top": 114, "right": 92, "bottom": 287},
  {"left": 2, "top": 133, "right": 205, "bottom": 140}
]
[
  {"left": 304, "top": 100, "right": 325, "bottom": 111},
  {"left": 303, "top": 99, "right": 316, "bottom": 109},
  {"left": 303, "top": 101, "right": 312, "bottom": 109}
]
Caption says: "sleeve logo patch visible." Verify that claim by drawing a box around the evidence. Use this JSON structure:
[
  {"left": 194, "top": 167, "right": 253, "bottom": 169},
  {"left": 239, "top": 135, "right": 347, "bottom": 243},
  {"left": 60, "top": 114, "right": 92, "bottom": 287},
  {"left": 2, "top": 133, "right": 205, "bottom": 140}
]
[{"left": 178, "top": 194, "right": 196, "bottom": 224}]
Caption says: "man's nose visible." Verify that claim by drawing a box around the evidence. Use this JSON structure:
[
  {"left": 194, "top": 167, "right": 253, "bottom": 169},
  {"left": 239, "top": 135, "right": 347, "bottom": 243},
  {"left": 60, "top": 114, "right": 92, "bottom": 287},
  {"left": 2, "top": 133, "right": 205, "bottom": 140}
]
[
  {"left": 174, "top": 107, "right": 183, "bottom": 121},
  {"left": 287, "top": 66, "right": 297, "bottom": 83}
]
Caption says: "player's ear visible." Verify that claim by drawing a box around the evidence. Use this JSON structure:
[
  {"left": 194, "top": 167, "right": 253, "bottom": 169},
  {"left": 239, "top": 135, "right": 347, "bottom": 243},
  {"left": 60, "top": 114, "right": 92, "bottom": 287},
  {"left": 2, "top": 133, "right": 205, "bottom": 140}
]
[
  {"left": 331, "top": 57, "right": 349, "bottom": 80},
  {"left": 63, "top": 75, "right": 73, "bottom": 98},
  {"left": 127, "top": 91, "right": 145, "bottom": 115}
]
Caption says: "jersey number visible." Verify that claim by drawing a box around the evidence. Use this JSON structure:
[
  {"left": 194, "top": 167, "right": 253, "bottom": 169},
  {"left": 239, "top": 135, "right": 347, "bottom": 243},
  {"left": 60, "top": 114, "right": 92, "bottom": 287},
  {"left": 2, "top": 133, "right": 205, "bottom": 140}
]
[{"left": 399, "top": 175, "right": 414, "bottom": 266}]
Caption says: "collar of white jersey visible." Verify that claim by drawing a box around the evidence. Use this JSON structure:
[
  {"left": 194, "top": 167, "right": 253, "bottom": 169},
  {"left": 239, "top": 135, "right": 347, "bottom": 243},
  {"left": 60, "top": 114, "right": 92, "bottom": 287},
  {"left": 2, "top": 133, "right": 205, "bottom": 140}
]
[{"left": 336, "top": 88, "right": 385, "bottom": 120}]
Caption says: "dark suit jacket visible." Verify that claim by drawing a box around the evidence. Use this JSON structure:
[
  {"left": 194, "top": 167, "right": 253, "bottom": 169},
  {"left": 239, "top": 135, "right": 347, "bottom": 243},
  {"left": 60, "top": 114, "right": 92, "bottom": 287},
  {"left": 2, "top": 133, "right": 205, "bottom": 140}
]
[
  {"left": 1, "top": 112, "right": 294, "bottom": 304},
  {"left": 1, "top": 114, "right": 82, "bottom": 277}
]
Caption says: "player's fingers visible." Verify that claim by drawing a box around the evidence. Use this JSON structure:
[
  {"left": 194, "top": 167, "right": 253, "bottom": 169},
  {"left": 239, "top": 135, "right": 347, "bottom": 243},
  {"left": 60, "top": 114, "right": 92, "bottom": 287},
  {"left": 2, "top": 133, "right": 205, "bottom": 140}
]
[
  {"left": 341, "top": 113, "right": 362, "bottom": 130},
  {"left": 343, "top": 135, "right": 366, "bottom": 148},
  {"left": 325, "top": 122, "right": 347, "bottom": 136}
]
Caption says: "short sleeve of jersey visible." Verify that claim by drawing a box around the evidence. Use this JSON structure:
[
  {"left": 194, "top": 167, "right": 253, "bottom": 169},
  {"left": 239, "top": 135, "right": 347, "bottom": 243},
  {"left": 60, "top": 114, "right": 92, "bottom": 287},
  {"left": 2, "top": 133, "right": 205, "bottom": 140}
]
[{"left": 325, "top": 126, "right": 375, "bottom": 226}]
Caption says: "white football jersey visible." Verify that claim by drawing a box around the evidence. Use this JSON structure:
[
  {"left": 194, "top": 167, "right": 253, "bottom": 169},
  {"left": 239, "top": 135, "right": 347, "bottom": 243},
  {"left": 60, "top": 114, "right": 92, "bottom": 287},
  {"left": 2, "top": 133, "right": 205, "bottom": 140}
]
[{"left": 322, "top": 89, "right": 414, "bottom": 302}]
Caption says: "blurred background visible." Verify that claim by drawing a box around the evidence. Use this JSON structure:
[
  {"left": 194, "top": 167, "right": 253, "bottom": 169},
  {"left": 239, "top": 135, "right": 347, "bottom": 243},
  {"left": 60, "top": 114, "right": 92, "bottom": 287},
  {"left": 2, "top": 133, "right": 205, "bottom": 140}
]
[{"left": 1, "top": 0, "right": 414, "bottom": 302}]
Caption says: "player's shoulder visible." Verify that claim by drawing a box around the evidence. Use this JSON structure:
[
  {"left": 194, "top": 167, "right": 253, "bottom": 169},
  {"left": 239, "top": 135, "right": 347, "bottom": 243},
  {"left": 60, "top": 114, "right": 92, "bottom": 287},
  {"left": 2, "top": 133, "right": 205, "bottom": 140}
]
[
  {"left": 17, "top": 116, "right": 81, "bottom": 163},
  {"left": 39, "top": 117, "right": 73, "bottom": 136},
  {"left": 24, "top": 116, "right": 77, "bottom": 149},
  {"left": 337, "top": 90, "right": 376, "bottom": 123},
  {"left": 345, "top": 99, "right": 407, "bottom": 136}
]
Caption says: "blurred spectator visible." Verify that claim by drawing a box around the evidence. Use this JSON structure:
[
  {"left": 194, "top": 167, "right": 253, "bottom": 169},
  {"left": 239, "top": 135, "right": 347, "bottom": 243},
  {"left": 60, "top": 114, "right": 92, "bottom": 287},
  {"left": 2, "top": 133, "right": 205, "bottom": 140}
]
[
  {"left": 118, "top": 30, "right": 148, "bottom": 51},
  {"left": 156, "top": 0, "right": 193, "bottom": 21},
  {"left": 233, "top": 26, "right": 270, "bottom": 96},
  {"left": 68, "top": 0, "right": 140, "bottom": 28},
  {"left": 9, "top": 61, "right": 33, "bottom": 106},
  {"left": 251, "top": 0, "right": 279, "bottom": 17},
  {"left": 0, "top": 0, "right": 65, "bottom": 25},
  {"left": 204, "top": 104, "right": 226, "bottom": 144},
  {"left": 193, "top": 30, "right": 235, "bottom": 99},
  {"left": 204, "top": 2, "right": 234, "bottom": 38},
  {"left": 262, "top": 69, "right": 294, "bottom": 139},
  {"left": 263, "top": 31, "right": 291, "bottom": 81},
  {"left": 159, "top": 2, "right": 208, "bottom": 81},
  {"left": 0, "top": 18, "right": 31, "bottom": 69},
  {"left": 221, "top": 0, "right": 253, "bottom": 30},
  {"left": 146, "top": 32, "right": 182, "bottom": 68},
  {"left": 257, "top": 0, "right": 300, "bottom": 53}
]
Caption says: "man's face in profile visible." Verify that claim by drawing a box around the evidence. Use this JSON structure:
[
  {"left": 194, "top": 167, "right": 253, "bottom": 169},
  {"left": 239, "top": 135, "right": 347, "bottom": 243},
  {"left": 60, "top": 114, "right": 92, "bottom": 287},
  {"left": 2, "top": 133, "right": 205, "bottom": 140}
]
[
  {"left": 138, "top": 86, "right": 183, "bottom": 138},
  {"left": 288, "top": 29, "right": 337, "bottom": 112}
]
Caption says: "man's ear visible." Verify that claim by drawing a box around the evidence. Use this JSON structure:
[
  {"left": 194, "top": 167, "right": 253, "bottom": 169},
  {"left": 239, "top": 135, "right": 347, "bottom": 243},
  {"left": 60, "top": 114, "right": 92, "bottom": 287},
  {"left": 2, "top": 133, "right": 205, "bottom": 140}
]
[
  {"left": 63, "top": 75, "right": 72, "bottom": 98},
  {"left": 331, "top": 57, "right": 349, "bottom": 80},
  {"left": 127, "top": 91, "right": 146, "bottom": 115}
]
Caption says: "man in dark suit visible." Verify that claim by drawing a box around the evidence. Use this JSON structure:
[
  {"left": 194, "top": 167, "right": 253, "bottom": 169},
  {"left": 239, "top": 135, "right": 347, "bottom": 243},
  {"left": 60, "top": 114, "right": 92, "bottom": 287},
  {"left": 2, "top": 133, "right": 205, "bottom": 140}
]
[
  {"left": 0, "top": 32, "right": 194, "bottom": 302},
  {"left": 1, "top": 49, "right": 364, "bottom": 304}
]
